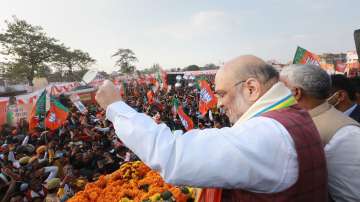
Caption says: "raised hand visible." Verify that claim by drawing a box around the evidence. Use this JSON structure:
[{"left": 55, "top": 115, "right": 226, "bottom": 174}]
[{"left": 95, "top": 80, "right": 123, "bottom": 109}]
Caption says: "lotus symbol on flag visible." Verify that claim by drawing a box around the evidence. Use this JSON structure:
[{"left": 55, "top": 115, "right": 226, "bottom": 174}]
[
  {"left": 305, "top": 57, "right": 320, "bottom": 66},
  {"left": 179, "top": 115, "right": 188, "bottom": 129},
  {"left": 48, "top": 112, "right": 56, "bottom": 123},
  {"left": 200, "top": 89, "right": 212, "bottom": 103}
]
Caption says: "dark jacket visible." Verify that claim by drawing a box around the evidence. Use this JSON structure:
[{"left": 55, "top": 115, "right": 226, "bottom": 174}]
[{"left": 349, "top": 104, "right": 360, "bottom": 123}]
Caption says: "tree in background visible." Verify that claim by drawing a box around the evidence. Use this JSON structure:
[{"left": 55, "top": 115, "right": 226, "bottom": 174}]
[
  {"left": 202, "top": 63, "right": 219, "bottom": 70},
  {"left": 184, "top": 64, "right": 200, "bottom": 71},
  {"left": 112, "top": 48, "right": 137, "bottom": 74},
  {"left": 0, "top": 16, "right": 59, "bottom": 85},
  {"left": 0, "top": 16, "right": 96, "bottom": 84},
  {"left": 139, "top": 63, "right": 161, "bottom": 74},
  {"left": 1, "top": 62, "right": 28, "bottom": 84},
  {"left": 52, "top": 44, "right": 95, "bottom": 81}
]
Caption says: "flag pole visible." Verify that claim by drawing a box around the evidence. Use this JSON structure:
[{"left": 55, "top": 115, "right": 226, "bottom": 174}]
[{"left": 196, "top": 84, "right": 200, "bottom": 128}]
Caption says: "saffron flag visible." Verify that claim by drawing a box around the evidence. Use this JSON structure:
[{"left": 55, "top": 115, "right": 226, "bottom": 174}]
[
  {"left": 29, "top": 90, "right": 47, "bottom": 131},
  {"left": 147, "top": 75, "right": 157, "bottom": 85},
  {"left": 0, "top": 101, "right": 7, "bottom": 126},
  {"left": 45, "top": 95, "right": 69, "bottom": 130},
  {"left": 173, "top": 98, "right": 194, "bottom": 131},
  {"left": 293, "top": 46, "right": 320, "bottom": 66},
  {"left": 196, "top": 79, "right": 217, "bottom": 116},
  {"left": 146, "top": 90, "right": 155, "bottom": 105}
]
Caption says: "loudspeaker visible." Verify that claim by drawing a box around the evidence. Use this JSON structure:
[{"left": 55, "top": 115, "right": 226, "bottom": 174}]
[{"left": 355, "top": 29, "right": 360, "bottom": 62}]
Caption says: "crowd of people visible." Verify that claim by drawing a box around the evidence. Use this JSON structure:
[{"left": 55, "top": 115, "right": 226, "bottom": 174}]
[
  {"left": 1, "top": 57, "right": 360, "bottom": 201},
  {"left": 123, "top": 76, "right": 230, "bottom": 131},
  {"left": 0, "top": 76, "right": 230, "bottom": 202}
]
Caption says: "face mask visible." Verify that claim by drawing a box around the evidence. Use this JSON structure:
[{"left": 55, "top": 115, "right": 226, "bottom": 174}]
[{"left": 327, "top": 91, "right": 340, "bottom": 107}]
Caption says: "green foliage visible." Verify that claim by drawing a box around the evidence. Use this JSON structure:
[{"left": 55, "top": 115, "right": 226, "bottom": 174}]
[
  {"left": 52, "top": 44, "right": 95, "bottom": 81},
  {"left": 0, "top": 16, "right": 96, "bottom": 84},
  {"left": 112, "top": 48, "right": 138, "bottom": 74},
  {"left": 0, "top": 16, "right": 59, "bottom": 85},
  {"left": 138, "top": 63, "right": 161, "bottom": 74},
  {"left": 203, "top": 63, "right": 219, "bottom": 70},
  {"left": 184, "top": 64, "right": 200, "bottom": 71}
]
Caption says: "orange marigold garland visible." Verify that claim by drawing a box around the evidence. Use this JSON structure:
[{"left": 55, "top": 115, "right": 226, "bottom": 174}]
[{"left": 68, "top": 161, "right": 195, "bottom": 202}]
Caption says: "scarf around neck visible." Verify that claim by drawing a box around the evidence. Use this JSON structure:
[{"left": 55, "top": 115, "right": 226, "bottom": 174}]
[{"left": 197, "top": 82, "right": 297, "bottom": 202}]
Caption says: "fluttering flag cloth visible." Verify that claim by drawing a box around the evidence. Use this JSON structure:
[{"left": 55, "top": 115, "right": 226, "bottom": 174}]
[
  {"left": 172, "top": 98, "right": 194, "bottom": 131},
  {"left": 45, "top": 95, "right": 69, "bottom": 130},
  {"left": 293, "top": 46, "right": 320, "bottom": 66},
  {"left": 146, "top": 90, "right": 155, "bottom": 105},
  {"left": 196, "top": 79, "right": 217, "bottom": 116},
  {"left": 29, "top": 90, "right": 47, "bottom": 131}
]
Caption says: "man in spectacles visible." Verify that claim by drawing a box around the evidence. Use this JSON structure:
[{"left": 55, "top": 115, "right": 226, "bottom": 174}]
[{"left": 96, "top": 55, "right": 327, "bottom": 202}]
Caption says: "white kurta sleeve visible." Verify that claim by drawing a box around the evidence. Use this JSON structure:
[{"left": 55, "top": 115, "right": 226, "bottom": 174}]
[
  {"left": 325, "top": 125, "right": 360, "bottom": 202},
  {"left": 106, "top": 101, "right": 298, "bottom": 193}
]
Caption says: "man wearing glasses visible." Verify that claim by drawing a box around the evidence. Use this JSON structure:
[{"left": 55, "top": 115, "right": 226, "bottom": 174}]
[{"left": 96, "top": 55, "right": 327, "bottom": 202}]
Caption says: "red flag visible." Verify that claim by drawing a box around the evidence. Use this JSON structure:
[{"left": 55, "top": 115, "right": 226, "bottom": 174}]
[
  {"left": 0, "top": 100, "right": 7, "bottom": 126},
  {"left": 45, "top": 96, "right": 69, "bottom": 130},
  {"left": 147, "top": 90, "right": 155, "bottom": 105},
  {"left": 197, "top": 79, "right": 217, "bottom": 116},
  {"left": 178, "top": 106, "right": 194, "bottom": 131},
  {"left": 173, "top": 98, "right": 193, "bottom": 131}
]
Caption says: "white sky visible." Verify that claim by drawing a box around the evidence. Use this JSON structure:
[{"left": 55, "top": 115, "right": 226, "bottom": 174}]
[{"left": 1, "top": 0, "right": 359, "bottom": 72}]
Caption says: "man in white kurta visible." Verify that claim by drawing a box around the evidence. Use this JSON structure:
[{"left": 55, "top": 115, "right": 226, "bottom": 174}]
[
  {"left": 96, "top": 55, "right": 300, "bottom": 194},
  {"left": 281, "top": 64, "right": 360, "bottom": 202},
  {"left": 105, "top": 98, "right": 298, "bottom": 191}
]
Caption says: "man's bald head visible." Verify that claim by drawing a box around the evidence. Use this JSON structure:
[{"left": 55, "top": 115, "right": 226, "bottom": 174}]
[
  {"left": 215, "top": 55, "right": 279, "bottom": 124},
  {"left": 223, "top": 55, "right": 267, "bottom": 73},
  {"left": 216, "top": 55, "right": 279, "bottom": 91}
]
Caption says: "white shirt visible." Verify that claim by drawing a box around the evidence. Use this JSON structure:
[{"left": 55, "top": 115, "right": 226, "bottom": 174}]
[
  {"left": 325, "top": 125, "right": 360, "bottom": 202},
  {"left": 22, "top": 135, "right": 30, "bottom": 145},
  {"left": 106, "top": 101, "right": 299, "bottom": 193},
  {"left": 344, "top": 104, "right": 357, "bottom": 117},
  {"left": 94, "top": 126, "right": 110, "bottom": 133},
  {"left": 44, "top": 166, "right": 59, "bottom": 183}
]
